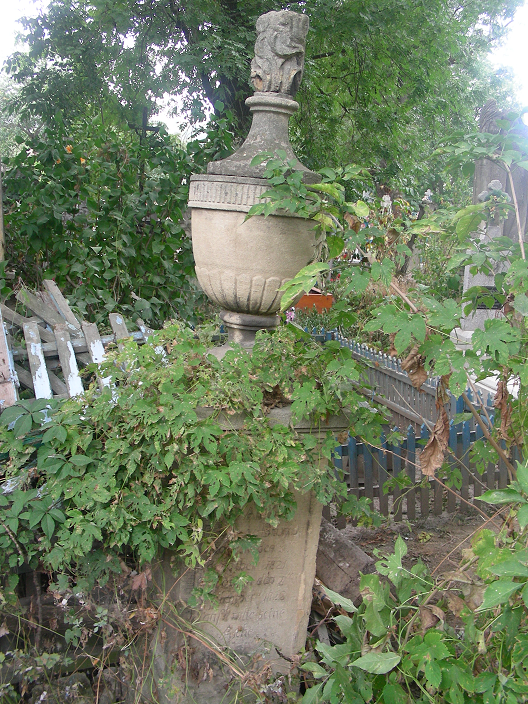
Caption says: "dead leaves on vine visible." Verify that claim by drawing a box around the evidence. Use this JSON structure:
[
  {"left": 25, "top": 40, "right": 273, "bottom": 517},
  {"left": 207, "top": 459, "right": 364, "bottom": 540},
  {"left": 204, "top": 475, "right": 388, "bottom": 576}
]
[
  {"left": 420, "top": 405, "right": 450, "bottom": 478},
  {"left": 401, "top": 345, "right": 428, "bottom": 390}
]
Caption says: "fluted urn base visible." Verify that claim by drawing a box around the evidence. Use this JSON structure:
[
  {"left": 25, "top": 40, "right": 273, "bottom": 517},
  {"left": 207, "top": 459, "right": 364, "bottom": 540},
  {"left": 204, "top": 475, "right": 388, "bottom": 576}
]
[{"left": 220, "top": 310, "right": 279, "bottom": 347}]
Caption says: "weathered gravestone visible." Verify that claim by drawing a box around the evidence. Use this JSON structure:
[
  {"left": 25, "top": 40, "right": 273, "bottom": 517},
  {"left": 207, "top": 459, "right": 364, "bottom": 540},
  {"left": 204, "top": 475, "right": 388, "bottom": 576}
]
[
  {"left": 454, "top": 100, "right": 528, "bottom": 345},
  {"left": 143, "top": 410, "right": 352, "bottom": 704},
  {"left": 135, "top": 11, "right": 371, "bottom": 702}
]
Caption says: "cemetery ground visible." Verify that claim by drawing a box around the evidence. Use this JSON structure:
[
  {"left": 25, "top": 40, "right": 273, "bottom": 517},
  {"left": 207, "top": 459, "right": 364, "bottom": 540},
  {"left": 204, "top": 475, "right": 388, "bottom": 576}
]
[{"left": 344, "top": 510, "right": 488, "bottom": 577}]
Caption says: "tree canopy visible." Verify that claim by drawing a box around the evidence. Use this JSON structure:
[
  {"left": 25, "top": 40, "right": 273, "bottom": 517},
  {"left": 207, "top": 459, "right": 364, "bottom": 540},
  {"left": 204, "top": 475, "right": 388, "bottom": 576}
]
[{"left": 3, "top": 0, "right": 524, "bottom": 187}]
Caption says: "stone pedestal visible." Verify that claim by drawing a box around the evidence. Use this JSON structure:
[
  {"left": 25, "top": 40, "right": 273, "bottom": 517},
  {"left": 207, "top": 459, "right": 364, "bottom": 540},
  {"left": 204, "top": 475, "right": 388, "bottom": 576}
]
[
  {"left": 144, "top": 492, "right": 321, "bottom": 704},
  {"left": 194, "top": 490, "right": 322, "bottom": 664},
  {"left": 141, "top": 409, "right": 351, "bottom": 703}
]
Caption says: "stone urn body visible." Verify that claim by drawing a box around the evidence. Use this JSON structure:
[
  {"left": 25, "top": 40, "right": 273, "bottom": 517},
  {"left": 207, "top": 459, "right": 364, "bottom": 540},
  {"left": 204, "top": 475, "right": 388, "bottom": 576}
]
[
  {"left": 189, "top": 171, "right": 316, "bottom": 341},
  {"left": 189, "top": 73, "right": 319, "bottom": 346}
]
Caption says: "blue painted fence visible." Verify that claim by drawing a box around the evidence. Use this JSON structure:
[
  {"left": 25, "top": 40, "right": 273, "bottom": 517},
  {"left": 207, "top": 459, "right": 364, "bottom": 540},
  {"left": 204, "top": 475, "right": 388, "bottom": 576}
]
[{"left": 312, "top": 329, "right": 514, "bottom": 519}]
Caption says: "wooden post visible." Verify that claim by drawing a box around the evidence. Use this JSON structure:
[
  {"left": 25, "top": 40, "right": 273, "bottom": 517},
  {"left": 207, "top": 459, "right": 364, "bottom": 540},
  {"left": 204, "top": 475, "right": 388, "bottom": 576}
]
[
  {"left": 23, "top": 322, "right": 53, "bottom": 399},
  {"left": 0, "top": 308, "right": 17, "bottom": 408},
  {"left": 0, "top": 156, "right": 5, "bottom": 261},
  {"left": 54, "top": 324, "right": 84, "bottom": 397}
]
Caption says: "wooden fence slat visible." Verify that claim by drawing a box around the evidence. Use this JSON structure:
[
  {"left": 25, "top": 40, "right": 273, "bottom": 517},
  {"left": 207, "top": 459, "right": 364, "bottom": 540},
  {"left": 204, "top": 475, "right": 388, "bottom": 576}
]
[
  {"left": 42, "top": 280, "right": 82, "bottom": 334},
  {"left": 109, "top": 313, "right": 131, "bottom": 350},
  {"left": 1, "top": 304, "right": 56, "bottom": 343},
  {"left": 14, "top": 363, "right": 34, "bottom": 392},
  {"left": 348, "top": 436, "right": 359, "bottom": 497},
  {"left": 82, "top": 322, "right": 106, "bottom": 364},
  {"left": 10, "top": 330, "right": 145, "bottom": 361},
  {"left": 333, "top": 444, "right": 344, "bottom": 472},
  {"left": 499, "top": 439, "right": 508, "bottom": 489},
  {"left": 17, "top": 359, "right": 68, "bottom": 398},
  {"left": 82, "top": 322, "right": 115, "bottom": 392},
  {"left": 447, "top": 424, "right": 458, "bottom": 513},
  {"left": 392, "top": 436, "right": 403, "bottom": 522},
  {"left": 23, "top": 322, "right": 53, "bottom": 399},
  {"left": 364, "top": 445, "right": 374, "bottom": 502},
  {"left": 378, "top": 435, "right": 389, "bottom": 517},
  {"left": 54, "top": 325, "right": 84, "bottom": 397},
  {"left": 17, "top": 287, "right": 68, "bottom": 329},
  {"left": 473, "top": 424, "right": 484, "bottom": 500},
  {"left": 420, "top": 424, "right": 429, "bottom": 517},
  {"left": 0, "top": 309, "right": 17, "bottom": 408},
  {"left": 406, "top": 426, "right": 416, "bottom": 521},
  {"left": 460, "top": 421, "right": 471, "bottom": 513},
  {"left": 136, "top": 318, "right": 167, "bottom": 358},
  {"left": 47, "top": 366, "right": 68, "bottom": 396}
]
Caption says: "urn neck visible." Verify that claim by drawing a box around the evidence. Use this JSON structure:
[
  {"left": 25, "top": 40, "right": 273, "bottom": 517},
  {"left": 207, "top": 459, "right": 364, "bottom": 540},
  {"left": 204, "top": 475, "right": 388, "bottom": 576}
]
[{"left": 206, "top": 93, "right": 319, "bottom": 183}]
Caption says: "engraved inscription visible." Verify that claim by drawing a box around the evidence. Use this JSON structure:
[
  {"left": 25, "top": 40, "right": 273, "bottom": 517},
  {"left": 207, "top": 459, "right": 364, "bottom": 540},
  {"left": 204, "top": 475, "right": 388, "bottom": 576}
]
[
  {"left": 189, "top": 179, "right": 268, "bottom": 212},
  {"left": 196, "top": 492, "right": 322, "bottom": 659}
]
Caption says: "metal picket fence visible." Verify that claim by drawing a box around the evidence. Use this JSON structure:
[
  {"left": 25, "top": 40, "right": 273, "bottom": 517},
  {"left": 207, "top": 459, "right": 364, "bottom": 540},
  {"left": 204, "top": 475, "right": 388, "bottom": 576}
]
[{"left": 313, "top": 329, "right": 516, "bottom": 519}]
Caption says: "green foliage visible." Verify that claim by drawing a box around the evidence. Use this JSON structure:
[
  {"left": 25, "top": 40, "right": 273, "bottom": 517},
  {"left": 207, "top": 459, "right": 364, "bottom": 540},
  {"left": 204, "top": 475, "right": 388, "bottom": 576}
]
[
  {"left": 6, "top": 0, "right": 522, "bottom": 191},
  {"left": 0, "top": 325, "right": 387, "bottom": 603},
  {"left": 2, "top": 112, "right": 234, "bottom": 325},
  {"left": 302, "top": 475, "right": 528, "bottom": 702}
]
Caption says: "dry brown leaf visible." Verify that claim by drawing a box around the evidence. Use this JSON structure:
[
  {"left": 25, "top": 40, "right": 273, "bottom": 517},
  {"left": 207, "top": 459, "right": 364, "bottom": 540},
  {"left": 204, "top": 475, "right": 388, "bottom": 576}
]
[
  {"left": 401, "top": 345, "right": 428, "bottom": 390},
  {"left": 428, "top": 605, "right": 445, "bottom": 623},
  {"left": 437, "top": 374, "right": 451, "bottom": 406},
  {"left": 420, "top": 405, "right": 449, "bottom": 477},
  {"left": 131, "top": 567, "right": 152, "bottom": 591},
  {"left": 462, "top": 583, "right": 485, "bottom": 611},
  {"left": 386, "top": 228, "right": 398, "bottom": 244},
  {"left": 419, "top": 605, "right": 439, "bottom": 633},
  {"left": 388, "top": 333, "right": 398, "bottom": 357},
  {"left": 344, "top": 212, "right": 362, "bottom": 233},
  {"left": 0, "top": 622, "right": 9, "bottom": 638},
  {"left": 446, "top": 592, "right": 467, "bottom": 617},
  {"left": 442, "top": 570, "right": 473, "bottom": 584},
  {"left": 337, "top": 430, "right": 349, "bottom": 445}
]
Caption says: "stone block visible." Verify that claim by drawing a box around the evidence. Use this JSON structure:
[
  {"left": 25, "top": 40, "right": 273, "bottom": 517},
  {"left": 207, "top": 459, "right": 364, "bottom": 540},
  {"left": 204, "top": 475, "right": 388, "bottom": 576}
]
[
  {"left": 316, "top": 517, "right": 374, "bottom": 602},
  {"left": 144, "top": 490, "right": 323, "bottom": 703}
]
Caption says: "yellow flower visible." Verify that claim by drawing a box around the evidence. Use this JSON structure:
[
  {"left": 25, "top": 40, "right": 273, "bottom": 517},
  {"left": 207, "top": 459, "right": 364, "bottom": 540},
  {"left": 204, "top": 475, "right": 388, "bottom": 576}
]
[
  {"left": 56, "top": 159, "right": 61, "bottom": 164},
  {"left": 80, "top": 157, "right": 86, "bottom": 164},
  {"left": 66, "top": 145, "right": 73, "bottom": 153}
]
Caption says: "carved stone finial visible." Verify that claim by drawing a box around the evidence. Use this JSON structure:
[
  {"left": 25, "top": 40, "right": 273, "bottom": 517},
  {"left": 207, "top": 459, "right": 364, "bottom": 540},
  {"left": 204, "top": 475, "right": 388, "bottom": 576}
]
[{"left": 250, "top": 10, "right": 309, "bottom": 96}]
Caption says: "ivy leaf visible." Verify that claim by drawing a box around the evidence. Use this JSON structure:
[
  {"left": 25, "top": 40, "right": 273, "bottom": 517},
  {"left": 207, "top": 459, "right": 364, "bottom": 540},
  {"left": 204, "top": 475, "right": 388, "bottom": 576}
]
[
  {"left": 41, "top": 514, "right": 56, "bottom": 540},
  {"left": 474, "top": 673, "right": 497, "bottom": 694},
  {"left": 424, "top": 660, "right": 442, "bottom": 689},
  {"left": 300, "top": 662, "right": 327, "bottom": 679},
  {"left": 279, "top": 263, "right": 329, "bottom": 311},
  {"left": 341, "top": 268, "right": 371, "bottom": 295},
  {"left": 309, "top": 182, "right": 344, "bottom": 202},
  {"left": 518, "top": 504, "right": 528, "bottom": 530},
  {"left": 478, "top": 488, "right": 524, "bottom": 504},
  {"left": 326, "top": 235, "right": 345, "bottom": 259},
  {"left": 370, "top": 258, "right": 395, "bottom": 286},
  {"left": 512, "top": 294, "right": 528, "bottom": 316},
  {"left": 302, "top": 682, "right": 323, "bottom": 704},
  {"left": 70, "top": 455, "right": 93, "bottom": 466},
  {"left": 0, "top": 406, "right": 25, "bottom": 427},
  {"left": 382, "top": 684, "right": 407, "bottom": 704},
  {"left": 478, "top": 580, "right": 521, "bottom": 610},
  {"left": 472, "top": 319, "right": 522, "bottom": 364},
  {"left": 351, "top": 652, "right": 400, "bottom": 674},
  {"left": 517, "top": 462, "right": 528, "bottom": 495},
  {"left": 13, "top": 413, "right": 33, "bottom": 438},
  {"left": 323, "top": 587, "right": 357, "bottom": 612},
  {"left": 352, "top": 200, "right": 370, "bottom": 219}
]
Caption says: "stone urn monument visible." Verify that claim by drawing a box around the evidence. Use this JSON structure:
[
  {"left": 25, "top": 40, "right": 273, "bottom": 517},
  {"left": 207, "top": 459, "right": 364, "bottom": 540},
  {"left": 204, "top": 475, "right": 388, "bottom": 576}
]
[
  {"left": 138, "top": 13, "right": 350, "bottom": 703},
  {"left": 188, "top": 10, "right": 320, "bottom": 346}
]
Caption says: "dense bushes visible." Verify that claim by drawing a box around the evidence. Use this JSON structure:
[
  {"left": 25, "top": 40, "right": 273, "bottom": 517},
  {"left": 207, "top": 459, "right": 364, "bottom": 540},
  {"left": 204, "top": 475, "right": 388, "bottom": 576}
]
[{"left": 2, "top": 112, "right": 233, "bottom": 326}]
